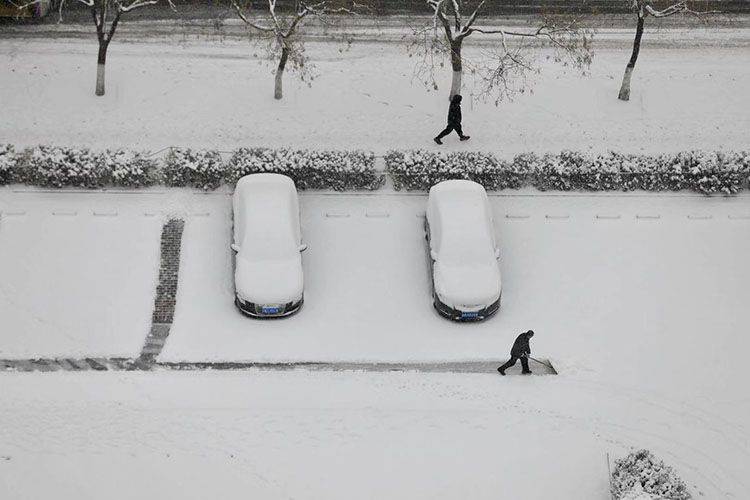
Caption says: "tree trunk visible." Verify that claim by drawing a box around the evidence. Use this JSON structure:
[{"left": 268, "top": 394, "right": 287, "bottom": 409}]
[
  {"left": 274, "top": 46, "right": 290, "bottom": 100},
  {"left": 618, "top": 15, "right": 644, "bottom": 101},
  {"left": 449, "top": 40, "right": 462, "bottom": 100},
  {"left": 95, "top": 41, "right": 109, "bottom": 96}
]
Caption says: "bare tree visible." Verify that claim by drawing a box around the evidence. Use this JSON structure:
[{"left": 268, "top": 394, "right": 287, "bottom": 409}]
[
  {"left": 15, "top": 0, "right": 175, "bottom": 96},
  {"left": 229, "top": 0, "right": 365, "bottom": 100},
  {"left": 619, "top": 0, "right": 717, "bottom": 101},
  {"left": 408, "top": 0, "right": 594, "bottom": 103}
]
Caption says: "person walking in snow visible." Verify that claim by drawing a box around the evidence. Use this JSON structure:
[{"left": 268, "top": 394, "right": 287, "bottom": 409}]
[
  {"left": 434, "top": 94, "right": 470, "bottom": 145},
  {"left": 497, "top": 330, "right": 534, "bottom": 375}
]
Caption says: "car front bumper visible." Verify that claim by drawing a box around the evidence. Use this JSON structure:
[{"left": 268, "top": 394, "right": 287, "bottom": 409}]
[
  {"left": 235, "top": 296, "right": 303, "bottom": 318},
  {"left": 433, "top": 295, "right": 501, "bottom": 322}
]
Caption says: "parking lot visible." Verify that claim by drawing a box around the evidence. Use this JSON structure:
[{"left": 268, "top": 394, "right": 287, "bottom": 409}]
[{"left": 160, "top": 192, "right": 750, "bottom": 393}]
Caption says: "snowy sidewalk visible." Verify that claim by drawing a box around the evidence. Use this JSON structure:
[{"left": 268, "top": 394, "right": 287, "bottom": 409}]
[{"left": 2, "top": 39, "right": 748, "bottom": 154}]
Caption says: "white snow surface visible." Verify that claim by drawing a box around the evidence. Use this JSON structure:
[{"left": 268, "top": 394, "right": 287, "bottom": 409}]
[
  {"left": 0, "top": 189, "right": 162, "bottom": 358},
  {"left": 0, "top": 370, "right": 748, "bottom": 500},
  {"left": 1, "top": 36, "right": 749, "bottom": 154}
]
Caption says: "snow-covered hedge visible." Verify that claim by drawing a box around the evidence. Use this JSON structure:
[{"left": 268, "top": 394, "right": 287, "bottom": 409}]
[
  {"left": 0, "top": 144, "right": 17, "bottom": 185},
  {"left": 611, "top": 449, "right": 691, "bottom": 500},
  {"left": 386, "top": 150, "right": 750, "bottom": 195},
  {"left": 14, "top": 146, "right": 160, "bottom": 188},
  {"left": 20, "top": 146, "right": 108, "bottom": 188},
  {"left": 385, "top": 150, "right": 527, "bottom": 191},
  {"left": 97, "top": 149, "right": 159, "bottom": 188},
  {"left": 533, "top": 151, "right": 622, "bottom": 191},
  {"left": 228, "top": 148, "right": 383, "bottom": 191},
  {"left": 8, "top": 145, "right": 748, "bottom": 194},
  {"left": 163, "top": 148, "right": 226, "bottom": 190}
]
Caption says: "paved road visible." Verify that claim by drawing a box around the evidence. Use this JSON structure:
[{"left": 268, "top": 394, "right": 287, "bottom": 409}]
[{"left": 2, "top": 15, "right": 748, "bottom": 48}]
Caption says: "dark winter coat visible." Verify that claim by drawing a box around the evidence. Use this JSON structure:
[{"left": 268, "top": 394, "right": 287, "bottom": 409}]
[
  {"left": 510, "top": 332, "right": 532, "bottom": 358},
  {"left": 447, "top": 94, "right": 462, "bottom": 125}
]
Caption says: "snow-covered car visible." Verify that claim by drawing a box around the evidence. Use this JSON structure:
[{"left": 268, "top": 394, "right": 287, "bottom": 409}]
[
  {"left": 425, "top": 180, "right": 502, "bottom": 321},
  {"left": 232, "top": 174, "right": 306, "bottom": 318}
]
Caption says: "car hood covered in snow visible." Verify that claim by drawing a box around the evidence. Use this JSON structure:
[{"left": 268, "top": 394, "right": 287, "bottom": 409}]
[
  {"left": 433, "top": 261, "right": 501, "bottom": 309},
  {"left": 235, "top": 256, "right": 304, "bottom": 305}
]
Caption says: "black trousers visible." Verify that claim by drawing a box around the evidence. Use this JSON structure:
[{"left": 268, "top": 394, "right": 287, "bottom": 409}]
[
  {"left": 436, "top": 123, "right": 465, "bottom": 139},
  {"left": 499, "top": 356, "right": 530, "bottom": 373}
]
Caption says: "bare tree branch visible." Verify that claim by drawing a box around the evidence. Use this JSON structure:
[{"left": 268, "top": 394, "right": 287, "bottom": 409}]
[
  {"left": 227, "top": 0, "right": 367, "bottom": 99},
  {"left": 408, "top": 1, "right": 593, "bottom": 104}
]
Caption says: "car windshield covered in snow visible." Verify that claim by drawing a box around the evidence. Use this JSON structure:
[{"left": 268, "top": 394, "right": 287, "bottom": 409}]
[{"left": 234, "top": 175, "right": 300, "bottom": 262}]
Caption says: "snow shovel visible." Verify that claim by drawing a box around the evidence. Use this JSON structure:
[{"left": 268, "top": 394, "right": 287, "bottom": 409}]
[{"left": 528, "top": 356, "right": 556, "bottom": 374}]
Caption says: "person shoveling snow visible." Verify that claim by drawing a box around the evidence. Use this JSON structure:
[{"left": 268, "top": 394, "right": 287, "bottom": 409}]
[
  {"left": 434, "top": 94, "right": 470, "bottom": 145},
  {"left": 497, "top": 330, "right": 534, "bottom": 375}
]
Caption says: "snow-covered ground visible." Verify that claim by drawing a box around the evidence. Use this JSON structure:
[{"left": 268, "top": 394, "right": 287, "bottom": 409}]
[
  {"left": 0, "top": 189, "right": 162, "bottom": 358},
  {"left": 2, "top": 24, "right": 750, "bottom": 500},
  {"left": 2, "top": 188, "right": 748, "bottom": 499},
  {"left": 1, "top": 370, "right": 748, "bottom": 499},
  {"left": 1, "top": 35, "right": 748, "bottom": 155}
]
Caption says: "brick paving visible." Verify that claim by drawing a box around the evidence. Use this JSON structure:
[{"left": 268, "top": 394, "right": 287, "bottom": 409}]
[
  {"left": 151, "top": 219, "right": 185, "bottom": 325},
  {"left": 0, "top": 358, "right": 135, "bottom": 372},
  {"left": 136, "top": 219, "right": 185, "bottom": 368}
]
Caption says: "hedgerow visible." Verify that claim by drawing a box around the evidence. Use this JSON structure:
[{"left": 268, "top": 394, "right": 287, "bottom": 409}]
[
  {"left": 6, "top": 146, "right": 748, "bottom": 195},
  {"left": 385, "top": 149, "right": 523, "bottom": 191},
  {"left": 386, "top": 149, "right": 750, "bottom": 195},
  {"left": 20, "top": 146, "right": 107, "bottom": 188},
  {"left": 227, "top": 148, "right": 383, "bottom": 190},
  {"left": 162, "top": 148, "right": 226, "bottom": 190},
  {"left": 98, "top": 149, "right": 159, "bottom": 188}
]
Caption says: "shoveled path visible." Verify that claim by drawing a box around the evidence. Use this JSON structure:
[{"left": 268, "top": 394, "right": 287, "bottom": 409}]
[
  {"left": 158, "top": 360, "right": 558, "bottom": 375},
  {"left": 0, "top": 359, "right": 557, "bottom": 375}
]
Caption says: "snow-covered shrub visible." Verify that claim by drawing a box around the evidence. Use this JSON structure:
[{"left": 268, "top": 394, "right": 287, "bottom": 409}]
[
  {"left": 532, "top": 150, "right": 622, "bottom": 191},
  {"left": 227, "top": 148, "right": 383, "bottom": 191},
  {"left": 611, "top": 449, "right": 691, "bottom": 500},
  {"left": 619, "top": 153, "right": 664, "bottom": 192},
  {"left": 97, "top": 149, "right": 159, "bottom": 188},
  {"left": 20, "top": 146, "right": 107, "bottom": 188},
  {"left": 0, "top": 144, "right": 17, "bottom": 185},
  {"left": 587, "top": 151, "right": 626, "bottom": 191},
  {"left": 162, "top": 148, "right": 226, "bottom": 189},
  {"left": 618, "top": 151, "right": 749, "bottom": 194},
  {"left": 677, "top": 150, "right": 749, "bottom": 195},
  {"left": 385, "top": 150, "right": 522, "bottom": 191}
]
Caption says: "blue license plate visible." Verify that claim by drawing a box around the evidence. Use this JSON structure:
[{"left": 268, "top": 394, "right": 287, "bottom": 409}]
[
  {"left": 461, "top": 312, "right": 479, "bottom": 319},
  {"left": 261, "top": 307, "right": 280, "bottom": 315}
]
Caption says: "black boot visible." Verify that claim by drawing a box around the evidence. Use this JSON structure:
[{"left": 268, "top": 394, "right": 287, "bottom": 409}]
[
  {"left": 459, "top": 135, "right": 470, "bottom": 141},
  {"left": 497, "top": 367, "right": 506, "bottom": 375},
  {"left": 434, "top": 137, "right": 443, "bottom": 145}
]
